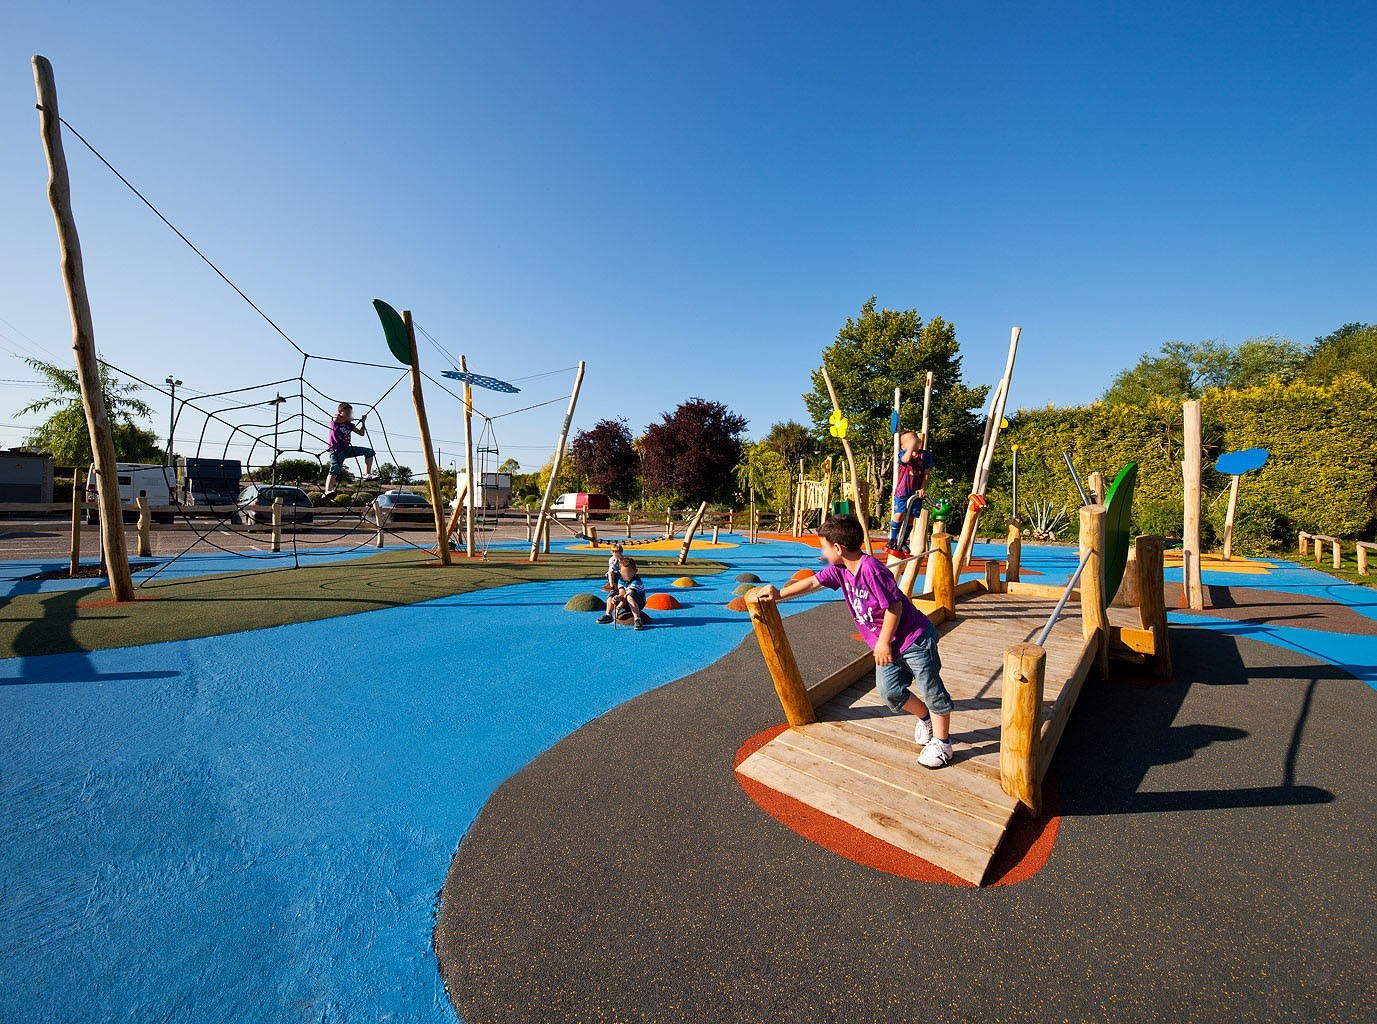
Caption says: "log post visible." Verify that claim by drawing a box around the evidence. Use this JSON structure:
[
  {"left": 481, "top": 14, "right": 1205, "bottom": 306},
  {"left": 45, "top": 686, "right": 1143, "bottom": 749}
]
[
  {"left": 677, "top": 501, "right": 709, "bottom": 565},
  {"left": 460, "top": 355, "right": 476, "bottom": 557},
  {"left": 744, "top": 591, "right": 815, "bottom": 727},
  {"left": 899, "top": 547, "right": 923, "bottom": 597},
  {"left": 819, "top": 364, "right": 869, "bottom": 540},
  {"left": 626, "top": 510, "right": 632, "bottom": 539},
  {"left": 525, "top": 505, "right": 532, "bottom": 542},
  {"left": 1135, "top": 535, "right": 1171, "bottom": 678},
  {"left": 69, "top": 482, "right": 81, "bottom": 576},
  {"left": 712, "top": 524, "right": 720, "bottom": 544},
  {"left": 1332, "top": 538, "right": 1342, "bottom": 570},
  {"left": 402, "top": 310, "right": 451, "bottom": 566},
  {"left": 1221, "top": 474, "right": 1241, "bottom": 560},
  {"left": 1079, "top": 504, "right": 1109, "bottom": 679},
  {"left": 375, "top": 508, "right": 386, "bottom": 548},
  {"left": 589, "top": 526, "right": 599, "bottom": 547},
  {"left": 270, "top": 497, "right": 282, "bottom": 553},
  {"left": 1314, "top": 541, "right": 1322, "bottom": 565},
  {"left": 930, "top": 531, "right": 956, "bottom": 615},
  {"left": 985, "top": 558, "right": 1003, "bottom": 594},
  {"left": 136, "top": 493, "right": 152, "bottom": 558},
  {"left": 529, "top": 362, "right": 585, "bottom": 562},
  {"left": 1358, "top": 543, "right": 1370, "bottom": 576},
  {"left": 665, "top": 507, "right": 673, "bottom": 540},
  {"left": 1000, "top": 642, "right": 1046, "bottom": 815},
  {"left": 1298, "top": 530, "right": 1309, "bottom": 557},
  {"left": 1087, "top": 470, "right": 1105, "bottom": 505},
  {"left": 1113, "top": 543, "right": 1140, "bottom": 608},
  {"left": 33, "top": 56, "right": 133, "bottom": 602},
  {"left": 1181, "top": 399, "right": 1204, "bottom": 609},
  {"left": 1005, "top": 518, "right": 1022, "bottom": 582}
]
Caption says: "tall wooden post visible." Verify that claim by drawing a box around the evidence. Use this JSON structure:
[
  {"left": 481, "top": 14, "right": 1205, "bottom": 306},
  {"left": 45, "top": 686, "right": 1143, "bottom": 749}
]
[
  {"left": 270, "top": 497, "right": 282, "bottom": 553},
  {"left": 33, "top": 55, "right": 133, "bottom": 602},
  {"left": 1079, "top": 504, "right": 1109, "bottom": 679},
  {"left": 136, "top": 494, "right": 152, "bottom": 557},
  {"left": 1182, "top": 400, "right": 1204, "bottom": 609},
  {"left": 1134, "top": 535, "right": 1171, "bottom": 678},
  {"left": 69, "top": 483, "right": 82, "bottom": 576},
  {"left": 930, "top": 531, "right": 955, "bottom": 615},
  {"left": 745, "top": 592, "right": 816, "bottom": 727},
  {"left": 819, "top": 364, "right": 868, "bottom": 539},
  {"left": 1087, "top": 471, "right": 1105, "bottom": 505},
  {"left": 529, "top": 361, "right": 586, "bottom": 562},
  {"left": 1000, "top": 642, "right": 1046, "bottom": 815},
  {"left": 677, "top": 501, "right": 709, "bottom": 565},
  {"left": 402, "top": 310, "right": 451, "bottom": 565},
  {"left": 1006, "top": 519, "right": 1022, "bottom": 582},
  {"left": 460, "top": 355, "right": 476, "bottom": 557}
]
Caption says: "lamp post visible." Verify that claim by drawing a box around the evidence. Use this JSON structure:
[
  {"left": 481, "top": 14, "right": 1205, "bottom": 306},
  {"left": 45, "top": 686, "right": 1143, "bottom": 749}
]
[
  {"left": 269, "top": 394, "right": 286, "bottom": 486},
  {"left": 164, "top": 376, "right": 181, "bottom": 468}
]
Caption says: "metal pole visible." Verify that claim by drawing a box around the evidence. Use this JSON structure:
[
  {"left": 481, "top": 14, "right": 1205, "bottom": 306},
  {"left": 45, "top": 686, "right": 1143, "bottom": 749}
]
[
  {"left": 1063, "top": 450, "right": 1090, "bottom": 506},
  {"left": 164, "top": 376, "right": 180, "bottom": 468},
  {"left": 270, "top": 394, "right": 286, "bottom": 486}
]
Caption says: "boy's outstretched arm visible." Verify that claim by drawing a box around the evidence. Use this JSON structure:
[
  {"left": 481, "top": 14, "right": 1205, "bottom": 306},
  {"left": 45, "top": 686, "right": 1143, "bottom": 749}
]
[{"left": 754, "top": 576, "right": 822, "bottom": 603}]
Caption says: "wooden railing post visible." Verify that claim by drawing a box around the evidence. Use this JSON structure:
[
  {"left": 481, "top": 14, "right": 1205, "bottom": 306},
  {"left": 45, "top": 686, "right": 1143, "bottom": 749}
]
[
  {"left": 745, "top": 592, "right": 816, "bottom": 727},
  {"left": 1359, "top": 542, "right": 1371, "bottom": 577},
  {"left": 930, "top": 530, "right": 956, "bottom": 616},
  {"left": 1135, "top": 535, "right": 1171, "bottom": 678},
  {"left": 1297, "top": 530, "right": 1308, "bottom": 557},
  {"left": 1006, "top": 518, "right": 1021, "bottom": 583},
  {"left": 1000, "top": 642, "right": 1046, "bottom": 815},
  {"left": 271, "top": 497, "right": 283, "bottom": 553},
  {"left": 136, "top": 493, "right": 152, "bottom": 557},
  {"left": 1079, "top": 504, "right": 1109, "bottom": 679},
  {"left": 1331, "top": 538, "right": 1341, "bottom": 570}
]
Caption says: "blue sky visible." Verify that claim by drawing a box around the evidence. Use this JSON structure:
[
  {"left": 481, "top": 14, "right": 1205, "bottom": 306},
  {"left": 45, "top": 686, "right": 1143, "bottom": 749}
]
[{"left": 3, "top": 2, "right": 1374, "bottom": 472}]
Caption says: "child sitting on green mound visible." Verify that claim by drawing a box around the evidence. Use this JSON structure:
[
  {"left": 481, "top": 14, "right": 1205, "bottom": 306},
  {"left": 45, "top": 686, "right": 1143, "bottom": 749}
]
[{"left": 754, "top": 514, "right": 954, "bottom": 768}]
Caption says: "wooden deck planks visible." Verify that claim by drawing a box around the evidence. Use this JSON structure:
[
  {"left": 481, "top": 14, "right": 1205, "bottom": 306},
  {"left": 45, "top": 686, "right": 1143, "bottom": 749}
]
[{"left": 738, "top": 591, "right": 1098, "bottom": 885}]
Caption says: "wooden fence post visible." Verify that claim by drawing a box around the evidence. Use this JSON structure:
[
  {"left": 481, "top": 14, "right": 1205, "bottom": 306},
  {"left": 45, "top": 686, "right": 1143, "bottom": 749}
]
[
  {"left": 271, "top": 497, "right": 282, "bottom": 553},
  {"left": 745, "top": 592, "right": 816, "bottom": 726},
  {"left": 1358, "top": 542, "right": 1371, "bottom": 576},
  {"left": 1298, "top": 530, "right": 1309, "bottom": 557},
  {"left": 1332, "top": 538, "right": 1341, "bottom": 570},
  {"left": 1135, "top": 535, "right": 1171, "bottom": 678},
  {"left": 136, "top": 493, "right": 152, "bottom": 558},
  {"left": 985, "top": 559, "right": 1003, "bottom": 594},
  {"left": 1079, "top": 504, "right": 1109, "bottom": 679},
  {"left": 1000, "top": 642, "right": 1046, "bottom": 815}
]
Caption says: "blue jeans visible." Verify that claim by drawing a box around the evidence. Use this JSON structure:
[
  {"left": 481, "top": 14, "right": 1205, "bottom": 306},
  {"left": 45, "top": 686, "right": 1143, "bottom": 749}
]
[
  {"left": 875, "top": 627, "right": 953, "bottom": 715},
  {"left": 328, "top": 445, "right": 375, "bottom": 475}
]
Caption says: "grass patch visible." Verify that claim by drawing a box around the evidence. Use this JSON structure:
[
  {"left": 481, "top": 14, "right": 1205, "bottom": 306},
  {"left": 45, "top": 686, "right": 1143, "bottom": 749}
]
[
  {"left": 0, "top": 549, "right": 726, "bottom": 658},
  {"left": 1294, "top": 549, "right": 1377, "bottom": 590}
]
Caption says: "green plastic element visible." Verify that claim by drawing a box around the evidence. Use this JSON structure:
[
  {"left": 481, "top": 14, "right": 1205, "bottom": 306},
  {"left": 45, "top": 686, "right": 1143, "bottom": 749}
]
[
  {"left": 373, "top": 299, "right": 412, "bottom": 366},
  {"left": 831, "top": 500, "right": 852, "bottom": 516},
  {"left": 932, "top": 499, "right": 953, "bottom": 522},
  {"left": 1101, "top": 462, "right": 1138, "bottom": 602}
]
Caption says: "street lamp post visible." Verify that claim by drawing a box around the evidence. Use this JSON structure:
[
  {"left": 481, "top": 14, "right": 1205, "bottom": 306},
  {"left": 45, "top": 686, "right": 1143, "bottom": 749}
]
[
  {"left": 269, "top": 394, "right": 287, "bottom": 486},
  {"left": 164, "top": 376, "right": 181, "bottom": 469}
]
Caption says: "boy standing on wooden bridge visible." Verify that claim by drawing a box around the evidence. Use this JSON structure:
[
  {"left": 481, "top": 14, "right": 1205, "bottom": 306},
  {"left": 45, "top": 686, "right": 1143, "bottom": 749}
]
[{"left": 757, "top": 514, "right": 955, "bottom": 768}]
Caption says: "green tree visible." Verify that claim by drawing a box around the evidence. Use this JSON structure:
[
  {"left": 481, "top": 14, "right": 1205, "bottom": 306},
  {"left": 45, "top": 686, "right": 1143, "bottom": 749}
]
[
  {"left": 639, "top": 398, "right": 747, "bottom": 505},
  {"left": 803, "top": 298, "right": 988, "bottom": 495},
  {"left": 498, "top": 458, "right": 521, "bottom": 474},
  {"left": 1102, "top": 337, "right": 1304, "bottom": 405},
  {"left": 1302, "top": 323, "right": 1377, "bottom": 386},
  {"left": 761, "top": 420, "right": 819, "bottom": 473},
  {"left": 19, "top": 358, "right": 162, "bottom": 466}
]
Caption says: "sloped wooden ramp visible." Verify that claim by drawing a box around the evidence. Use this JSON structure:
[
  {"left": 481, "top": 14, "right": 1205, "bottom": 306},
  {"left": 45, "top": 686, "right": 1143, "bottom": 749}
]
[{"left": 737, "top": 591, "right": 1097, "bottom": 884}]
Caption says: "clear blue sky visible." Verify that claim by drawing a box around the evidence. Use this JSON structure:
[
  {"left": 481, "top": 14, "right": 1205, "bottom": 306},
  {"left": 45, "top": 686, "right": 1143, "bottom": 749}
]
[{"left": 3, "top": 2, "right": 1374, "bottom": 471}]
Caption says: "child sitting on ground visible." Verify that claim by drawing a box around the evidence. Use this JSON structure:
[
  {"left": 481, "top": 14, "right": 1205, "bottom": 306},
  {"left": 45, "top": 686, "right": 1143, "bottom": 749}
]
[
  {"left": 598, "top": 556, "right": 648, "bottom": 630},
  {"left": 755, "top": 513, "right": 954, "bottom": 768},
  {"left": 604, "top": 543, "right": 625, "bottom": 591}
]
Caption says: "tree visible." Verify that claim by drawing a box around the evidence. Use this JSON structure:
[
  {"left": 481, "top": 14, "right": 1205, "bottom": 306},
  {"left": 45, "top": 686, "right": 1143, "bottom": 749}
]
[
  {"left": 569, "top": 418, "right": 639, "bottom": 500},
  {"left": 19, "top": 357, "right": 162, "bottom": 466},
  {"left": 1102, "top": 337, "right": 1305, "bottom": 405},
  {"left": 498, "top": 458, "right": 521, "bottom": 474},
  {"left": 761, "top": 420, "right": 819, "bottom": 472},
  {"left": 375, "top": 463, "right": 413, "bottom": 485},
  {"left": 639, "top": 398, "right": 748, "bottom": 504},
  {"left": 803, "top": 298, "right": 988, "bottom": 494},
  {"left": 271, "top": 458, "right": 325, "bottom": 484},
  {"left": 1302, "top": 323, "right": 1377, "bottom": 386}
]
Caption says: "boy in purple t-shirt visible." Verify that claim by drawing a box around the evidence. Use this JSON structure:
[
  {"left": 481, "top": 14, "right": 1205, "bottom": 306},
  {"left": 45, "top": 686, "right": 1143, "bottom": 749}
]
[{"left": 755, "top": 514, "right": 954, "bottom": 768}]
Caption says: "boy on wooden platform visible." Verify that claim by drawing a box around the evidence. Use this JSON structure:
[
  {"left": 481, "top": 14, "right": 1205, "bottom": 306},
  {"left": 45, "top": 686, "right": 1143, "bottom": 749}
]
[
  {"left": 757, "top": 514, "right": 954, "bottom": 768},
  {"left": 598, "top": 556, "right": 648, "bottom": 630},
  {"left": 886, "top": 431, "right": 933, "bottom": 557}
]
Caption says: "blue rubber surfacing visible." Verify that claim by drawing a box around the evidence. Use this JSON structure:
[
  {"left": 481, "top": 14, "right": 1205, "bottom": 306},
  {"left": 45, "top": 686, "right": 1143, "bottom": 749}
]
[{"left": 0, "top": 540, "right": 1372, "bottom": 1022}]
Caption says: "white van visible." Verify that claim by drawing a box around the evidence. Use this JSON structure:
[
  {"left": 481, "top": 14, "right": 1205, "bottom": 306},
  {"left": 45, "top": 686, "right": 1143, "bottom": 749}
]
[{"left": 85, "top": 463, "right": 178, "bottom": 524}]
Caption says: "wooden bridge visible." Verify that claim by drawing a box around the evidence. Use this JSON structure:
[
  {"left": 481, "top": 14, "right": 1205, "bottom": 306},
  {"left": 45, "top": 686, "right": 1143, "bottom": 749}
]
[{"left": 738, "top": 507, "right": 1171, "bottom": 885}]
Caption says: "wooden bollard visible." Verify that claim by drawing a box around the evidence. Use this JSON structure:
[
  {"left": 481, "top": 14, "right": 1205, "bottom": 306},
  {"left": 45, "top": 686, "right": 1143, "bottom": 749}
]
[
  {"left": 271, "top": 497, "right": 283, "bottom": 553},
  {"left": 1088, "top": 470, "right": 1105, "bottom": 505},
  {"left": 930, "top": 531, "right": 955, "bottom": 616},
  {"left": 69, "top": 484, "right": 82, "bottom": 576},
  {"left": 589, "top": 526, "right": 599, "bottom": 547},
  {"left": 1079, "top": 504, "right": 1109, "bottom": 679},
  {"left": 1135, "top": 535, "right": 1171, "bottom": 677},
  {"left": 984, "top": 558, "right": 1003, "bottom": 593},
  {"left": 744, "top": 591, "right": 816, "bottom": 727},
  {"left": 1358, "top": 542, "right": 1372, "bottom": 576},
  {"left": 1113, "top": 543, "right": 1140, "bottom": 608},
  {"left": 626, "top": 511, "right": 632, "bottom": 539},
  {"left": 1298, "top": 530, "right": 1309, "bottom": 557},
  {"left": 1005, "top": 518, "right": 1021, "bottom": 582},
  {"left": 899, "top": 547, "right": 922, "bottom": 597},
  {"left": 728, "top": 509, "right": 735, "bottom": 534},
  {"left": 1331, "top": 538, "right": 1342, "bottom": 570},
  {"left": 375, "top": 508, "right": 386, "bottom": 548},
  {"left": 665, "top": 508, "right": 673, "bottom": 539},
  {"left": 1000, "top": 642, "right": 1046, "bottom": 815},
  {"left": 712, "top": 524, "right": 720, "bottom": 544},
  {"left": 136, "top": 493, "right": 152, "bottom": 558}
]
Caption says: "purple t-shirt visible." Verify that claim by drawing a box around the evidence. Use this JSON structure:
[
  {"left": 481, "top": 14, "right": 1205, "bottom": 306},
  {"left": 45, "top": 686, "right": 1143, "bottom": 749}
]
[
  {"left": 815, "top": 553, "right": 930, "bottom": 652},
  {"left": 327, "top": 419, "right": 353, "bottom": 451}
]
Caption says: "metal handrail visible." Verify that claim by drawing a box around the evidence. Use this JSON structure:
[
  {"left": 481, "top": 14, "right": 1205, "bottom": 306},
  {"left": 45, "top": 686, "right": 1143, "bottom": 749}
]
[{"left": 1033, "top": 548, "right": 1093, "bottom": 647}]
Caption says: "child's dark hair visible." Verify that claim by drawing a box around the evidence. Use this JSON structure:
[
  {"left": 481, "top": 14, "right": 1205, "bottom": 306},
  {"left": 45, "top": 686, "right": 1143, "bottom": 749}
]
[
  {"left": 620, "top": 556, "right": 637, "bottom": 571},
  {"left": 818, "top": 514, "right": 864, "bottom": 551}
]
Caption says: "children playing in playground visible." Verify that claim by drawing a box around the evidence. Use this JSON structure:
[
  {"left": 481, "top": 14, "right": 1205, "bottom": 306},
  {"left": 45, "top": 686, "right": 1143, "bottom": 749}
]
[
  {"left": 322, "top": 402, "right": 377, "bottom": 499},
  {"left": 598, "top": 556, "right": 648, "bottom": 630},
  {"left": 886, "top": 430, "right": 933, "bottom": 557},
  {"left": 755, "top": 514, "right": 954, "bottom": 768},
  {"left": 605, "top": 543, "right": 625, "bottom": 591}
]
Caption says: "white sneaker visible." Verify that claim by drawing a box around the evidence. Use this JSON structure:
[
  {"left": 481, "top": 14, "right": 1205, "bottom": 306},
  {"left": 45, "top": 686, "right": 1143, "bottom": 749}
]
[
  {"left": 918, "top": 738, "right": 953, "bottom": 769},
  {"left": 913, "top": 716, "right": 933, "bottom": 745}
]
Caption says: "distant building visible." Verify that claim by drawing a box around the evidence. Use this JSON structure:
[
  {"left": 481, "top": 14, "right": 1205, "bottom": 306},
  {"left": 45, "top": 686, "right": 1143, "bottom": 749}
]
[{"left": 0, "top": 450, "right": 55, "bottom": 503}]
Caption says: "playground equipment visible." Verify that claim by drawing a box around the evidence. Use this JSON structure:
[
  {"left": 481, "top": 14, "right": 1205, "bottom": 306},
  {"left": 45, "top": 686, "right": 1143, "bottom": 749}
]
[
  {"left": 953, "top": 328, "right": 1021, "bottom": 573},
  {"left": 818, "top": 365, "right": 869, "bottom": 541},
  {"left": 1181, "top": 399, "right": 1205, "bottom": 609},
  {"left": 1214, "top": 447, "right": 1270, "bottom": 561},
  {"left": 739, "top": 500, "right": 1169, "bottom": 884},
  {"left": 885, "top": 370, "right": 935, "bottom": 578}
]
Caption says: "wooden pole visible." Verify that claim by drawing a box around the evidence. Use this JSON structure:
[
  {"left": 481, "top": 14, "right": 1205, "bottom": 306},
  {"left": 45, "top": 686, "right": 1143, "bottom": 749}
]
[
  {"left": 1006, "top": 519, "right": 1022, "bottom": 582},
  {"left": 1358, "top": 543, "right": 1370, "bottom": 576},
  {"left": 712, "top": 524, "right": 720, "bottom": 544},
  {"left": 1079, "top": 504, "right": 1109, "bottom": 679},
  {"left": 626, "top": 509, "right": 632, "bottom": 539},
  {"left": 819, "top": 364, "right": 869, "bottom": 539},
  {"left": 744, "top": 591, "right": 816, "bottom": 726},
  {"left": 1298, "top": 530, "right": 1309, "bottom": 557},
  {"left": 33, "top": 55, "right": 133, "bottom": 602},
  {"left": 1000, "top": 642, "right": 1046, "bottom": 815},
  {"left": 1182, "top": 400, "right": 1204, "bottom": 609},
  {"left": 1135, "top": 535, "right": 1171, "bottom": 678},
  {"left": 461, "top": 355, "right": 476, "bottom": 557},
  {"left": 136, "top": 494, "right": 152, "bottom": 558},
  {"left": 270, "top": 497, "right": 282, "bottom": 553},
  {"left": 69, "top": 483, "right": 81, "bottom": 576},
  {"left": 891, "top": 386, "right": 901, "bottom": 514},
  {"left": 375, "top": 508, "right": 386, "bottom": 548},
  {"left": 1087, "top": 470, "right": 1105, "bottom": 505},
  {"left": 930, "top": 530, "right": 955, "bottom": 615},
  {"left": 1332, "top": 538, "right": 1342, "bottom": 571},
  {"left": 985, "top": 558, "right": 1003, "bottom": 594},
  {"left": 444, "top": 476, "right": 469, "bottom": 546},
  {"left": 953, "top": 327, "right": 1021, "bottom": 573},
  {"left": 677, "top": 501, "right": 710, "bottom": 565},
  {"left": 529, "top": 361, "right": 585, "bottom": 561},
  {"left": 401, "top": 310, "right": 451, "bottom": 565}
]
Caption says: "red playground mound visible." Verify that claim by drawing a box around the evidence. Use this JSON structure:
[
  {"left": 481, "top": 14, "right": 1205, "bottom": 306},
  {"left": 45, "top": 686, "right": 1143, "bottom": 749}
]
[
  {"left": 734, "top": 724, "right": 1061, "bottom": 887},
  {"left": 789, "top": 568, "right": 816, "bottom": 582},
  {"left": 645, "top": 593, "right": 682, "bottom": 611},
  {"left": 726, "top": 596, "right": 749, "bottom": 612}
]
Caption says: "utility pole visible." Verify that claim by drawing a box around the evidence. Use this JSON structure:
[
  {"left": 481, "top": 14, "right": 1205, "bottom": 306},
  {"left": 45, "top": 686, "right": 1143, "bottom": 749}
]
[
  {"left": 164, "top": 376, "right": 181, "bottom": 469},
  {"left": 269, "top": 393, "right": 286, "bottom": 486}
]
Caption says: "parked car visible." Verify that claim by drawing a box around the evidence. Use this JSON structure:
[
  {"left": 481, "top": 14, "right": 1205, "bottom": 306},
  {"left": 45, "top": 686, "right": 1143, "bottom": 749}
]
[
  {"left": 551, "top": 492, "right": 611, "bottom": 520},
  {"left": 238, "top": 484, "right": 314, "bottom": 526},
  {"left": 177, "top": 456, "right": 242, "bottom": 508},
  {"left": 367, "top": 489, "right": 435, "bottom": 525},
  {"left": 85, "top": 463, "right": 177, "bottom": 524}
]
